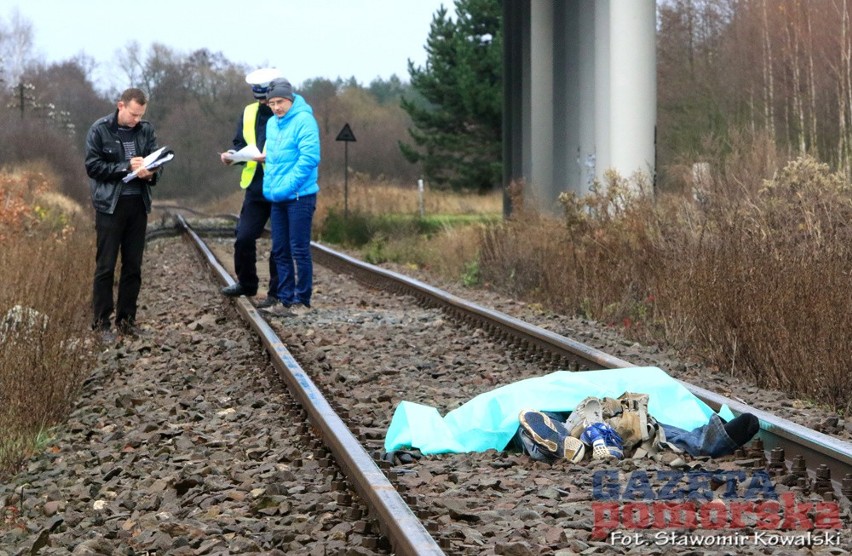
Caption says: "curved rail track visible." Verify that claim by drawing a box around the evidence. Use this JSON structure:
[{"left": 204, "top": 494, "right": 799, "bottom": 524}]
[{"left": 154, "top": 210, "right": 852, "bottom": 553}]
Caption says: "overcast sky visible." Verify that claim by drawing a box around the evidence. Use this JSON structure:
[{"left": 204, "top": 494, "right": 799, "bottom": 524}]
[{"left": 2, "top": 0, "right": 455, "bottom": 90}]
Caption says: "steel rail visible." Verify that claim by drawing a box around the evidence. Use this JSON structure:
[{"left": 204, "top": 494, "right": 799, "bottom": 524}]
[
  {"left": 175, "top": 216, "right": 445, "bottom": 556},
  {"left": 310, "top": 241, "right": 852, "bottom": 492},
  {"left": 312, "top": 242, "right": 628, "bottom": 371}
]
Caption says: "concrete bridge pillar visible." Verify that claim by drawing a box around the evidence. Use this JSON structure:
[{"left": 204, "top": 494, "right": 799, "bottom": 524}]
[{"left": 503, "top": 0, "right": 657, "bottom": 213}]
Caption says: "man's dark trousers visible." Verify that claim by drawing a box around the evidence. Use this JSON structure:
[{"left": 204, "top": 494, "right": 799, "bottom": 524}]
[
  {"left": 234, "top": 187, "right": 278, "bottom": 297},
  {"left": 92, "top": 195, "right": 147, "bottom": 330}
]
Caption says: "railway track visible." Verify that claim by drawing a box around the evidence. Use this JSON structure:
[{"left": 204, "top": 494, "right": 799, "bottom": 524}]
[
  {"left": 179, "top": 215, "right": 443, "bottom": 556},
  {"left": 310, "top": 242, "right": 852, "bottom": 493},
  {"left": 167, "top": 212, "right": 851, "bottom": 554}
]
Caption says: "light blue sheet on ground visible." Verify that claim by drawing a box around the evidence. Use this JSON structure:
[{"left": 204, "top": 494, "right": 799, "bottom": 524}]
[{"left": 385, "top": 367, "right": 735, "bottom": 455}]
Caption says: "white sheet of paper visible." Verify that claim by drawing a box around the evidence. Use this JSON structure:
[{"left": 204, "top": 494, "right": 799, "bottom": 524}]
[
  {"left": 223, "top": 144, "right": 262, "bottom": 163},
  {"left": 122, "top": 146, "right": 173, "bottom": 183}
]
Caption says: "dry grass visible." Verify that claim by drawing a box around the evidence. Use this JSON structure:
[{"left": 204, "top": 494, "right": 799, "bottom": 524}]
[
  {"left": 200, "top": 177, "right": 500, "bottom": 283},
  {"left": 316, "top": 174, "right": 502, "bottom": 224},
  {"left": 0, "top": 163, "right": 96, "bottom": 477},
  {"left": 478, "top": 149, "right": 852, "bottom": 412},
  {"left": 417, "top": 224, "right": 485, "bottom": 283},
  {"left": 198, "top": 190, "right": 244, "bottom": 216},
  {"left": 313, "top": 176, "right": 499, "bottom": 276},
  {"left": 200, "top": 175, "right": 502, "bottom": 224},
  {"left": 670, "top": 156, "right": 852, "bottom": 409}
]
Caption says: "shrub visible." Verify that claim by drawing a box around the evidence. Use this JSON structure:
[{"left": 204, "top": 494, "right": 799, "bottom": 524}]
[
  {"left": 477, "top": 157, "right": 852, "bottom": 411},
  {"left": 673, "top": 156, "right": 852, "bottom": 408},
  {"left": 0, "top": 167, "right": 95, "bottom": 477}
]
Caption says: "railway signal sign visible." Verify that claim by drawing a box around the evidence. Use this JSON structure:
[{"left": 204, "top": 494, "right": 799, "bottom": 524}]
[
  {"left": 335, "top": 123, "right": 356, "bottom": 142},
  {"left": 336, "top": 123, "right": 357, "bottom": 218}
]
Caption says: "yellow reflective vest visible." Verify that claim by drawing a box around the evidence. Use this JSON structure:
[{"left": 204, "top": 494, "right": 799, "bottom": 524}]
[{"left": 239, "top": 102, "right": 267, "bottom": 189}]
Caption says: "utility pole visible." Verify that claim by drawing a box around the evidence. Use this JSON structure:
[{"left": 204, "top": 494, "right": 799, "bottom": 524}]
[
  {"left": 18, "top": 82, "right": 25, "bottom": 119},
  {"left": 11, "top": 82, "right": 34, "bottom": 120}
]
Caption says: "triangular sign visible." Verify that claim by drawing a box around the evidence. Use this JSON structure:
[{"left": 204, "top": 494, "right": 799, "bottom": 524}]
[{"left": 335, "top": 123, "right": 357, "bottom": 142}]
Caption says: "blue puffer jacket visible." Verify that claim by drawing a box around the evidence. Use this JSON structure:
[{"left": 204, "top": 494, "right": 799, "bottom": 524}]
[{"left": 263, "top": 94, "right": 320, "bottom": 202}]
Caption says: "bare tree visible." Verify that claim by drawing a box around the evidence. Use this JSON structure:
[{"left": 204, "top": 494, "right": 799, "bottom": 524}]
[
  {"left": 829, "top": 0, "right": 852, "bottom": 171},
  {"left": 782, "top": 1, "right": 806, "bottom": 154},
  {"left": 805, "top": 6, "right": 819, "bottom": 157},
  {"left": 0, "top": 8, "right": 35, "bottom": 86},
  {"left": 761, "top": 0, "right": 777, "bottom": 140}
]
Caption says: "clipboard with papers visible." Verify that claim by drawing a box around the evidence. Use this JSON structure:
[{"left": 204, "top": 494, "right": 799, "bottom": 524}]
[{"left": 123, "top": 146, "right": 175, "bottom": 183}]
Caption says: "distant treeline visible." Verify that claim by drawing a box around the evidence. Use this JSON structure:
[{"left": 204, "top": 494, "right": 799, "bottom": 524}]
[
  {"left": 0, "top": 41, "right": 426, "bottom": 205},
  {"left": 7, "top": 0, "right": 852, "bottom": 203}
]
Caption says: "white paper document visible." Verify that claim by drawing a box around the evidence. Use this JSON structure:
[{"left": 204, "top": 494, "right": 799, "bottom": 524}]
[
  {"left": 222, "top": 144, "right": 262, "bottom": 163},
  {"left": 123, "top": 146, "right": 175, "bottom": 183}
]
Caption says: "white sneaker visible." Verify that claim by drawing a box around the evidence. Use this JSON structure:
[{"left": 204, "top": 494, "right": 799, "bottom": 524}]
[{"left": 564, "top": 396, "right": 604, "bottom": 438}]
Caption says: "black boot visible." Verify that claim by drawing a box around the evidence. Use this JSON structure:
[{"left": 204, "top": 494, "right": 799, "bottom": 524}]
[{"left": 221, "top": 283, "right": 257, "bottom": 297}]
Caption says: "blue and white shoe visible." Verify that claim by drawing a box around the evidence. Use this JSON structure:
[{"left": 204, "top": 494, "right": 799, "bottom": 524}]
[
  {"left": 518, "top": 410, "right": 585, "bottom": 463},
  {"left": 581, "top": 422, "right": 624, "bottom": 460}
]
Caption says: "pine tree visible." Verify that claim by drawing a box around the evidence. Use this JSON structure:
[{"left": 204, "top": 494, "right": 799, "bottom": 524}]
[{"left": 400, "top": 0, "right": 502, "bottom": 193}]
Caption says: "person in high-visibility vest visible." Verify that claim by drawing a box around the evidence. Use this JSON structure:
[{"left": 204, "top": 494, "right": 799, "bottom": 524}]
[{"left": 218, "top": 68, "right": 281, "bottom": 307}]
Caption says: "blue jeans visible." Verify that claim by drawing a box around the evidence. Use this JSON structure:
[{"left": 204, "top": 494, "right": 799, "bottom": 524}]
[
  {"left": 270, "top": 194, "right": 316, "bottom": 306},
  {"left": 660, "top": 414, "right": 739, "bottom": 458}
]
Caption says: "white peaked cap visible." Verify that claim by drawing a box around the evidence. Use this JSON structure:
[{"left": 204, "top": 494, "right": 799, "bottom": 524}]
[{"left": 246, "top": 67, "right": 283, "bottom": 86}]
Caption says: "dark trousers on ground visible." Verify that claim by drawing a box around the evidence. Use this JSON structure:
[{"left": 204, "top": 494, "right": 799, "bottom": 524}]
[
  {"left": 92, "top": 195, "right": 147, "bottom": 330},
  {"left": 234, "top": 189, "right": 278, "bottom": 297}
]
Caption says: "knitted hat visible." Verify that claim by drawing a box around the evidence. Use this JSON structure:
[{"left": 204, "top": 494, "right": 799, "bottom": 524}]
[
  {"left": 266, "top": 78, "right": 294, "bottom": 101},
  {"left": 245, "top": 67, "right": 283, "bottom": 100}
]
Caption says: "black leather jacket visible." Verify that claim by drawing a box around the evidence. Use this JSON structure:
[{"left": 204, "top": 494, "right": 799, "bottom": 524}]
[{"left": 85, "top": 109, "right": 160, "bottom": 214}]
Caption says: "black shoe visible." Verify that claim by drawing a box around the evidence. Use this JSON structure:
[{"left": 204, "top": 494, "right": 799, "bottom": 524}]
[
  {"left": 221, "top": 283, "right": 257, "bottom": 297},
  {"left": 117, "top": 321, "right": 143, "bottom": 338},
  {"left": 97, "top": 328, "right": 117, "bottom": 344},
  {"left": 724, "top": 413, "right": 760, "bottom": 446},
  {"left": 255, "top": 296, "right": 279, "bottom": 309}
]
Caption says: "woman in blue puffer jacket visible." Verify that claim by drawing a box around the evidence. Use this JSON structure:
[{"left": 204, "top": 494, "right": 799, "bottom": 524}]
[{"left": 261, "top": 78, "right": 321, "bottom": 316}]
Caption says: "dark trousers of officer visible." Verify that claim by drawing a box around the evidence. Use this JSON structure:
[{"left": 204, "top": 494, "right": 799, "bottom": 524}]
[
  {"left": 234, "top": 189, "right": 278, "bottom": 297},
  {"left": 92, "top": 195, "right": 147, "bottom": 330}
]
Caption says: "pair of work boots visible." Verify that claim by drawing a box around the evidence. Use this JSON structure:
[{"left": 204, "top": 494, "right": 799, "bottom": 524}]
[
  {"left": 220, "top": 284, "right": 311, "bottom": 316},
  {"left": 518, "top": 396, "right": 625, "bottom": 463},
  {"left": 96, "top": 319, "right": 144, "bottom": 344}
]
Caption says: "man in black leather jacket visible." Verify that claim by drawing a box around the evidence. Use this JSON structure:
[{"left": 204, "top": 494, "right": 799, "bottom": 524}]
[{"left": 85, "top": 88, "right": 161, "bottom": 342}]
